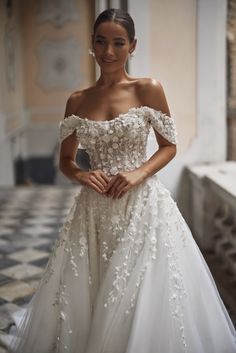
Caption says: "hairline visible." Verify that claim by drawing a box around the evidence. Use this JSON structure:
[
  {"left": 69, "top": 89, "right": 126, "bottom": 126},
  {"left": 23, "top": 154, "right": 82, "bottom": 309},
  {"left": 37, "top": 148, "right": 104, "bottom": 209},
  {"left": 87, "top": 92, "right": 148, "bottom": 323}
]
[
  {"left": 94, "top": 34, "right": 127, "bottom": 41},
  {"left": 93, "top": 18, "right": 134, "bottom": 43}
]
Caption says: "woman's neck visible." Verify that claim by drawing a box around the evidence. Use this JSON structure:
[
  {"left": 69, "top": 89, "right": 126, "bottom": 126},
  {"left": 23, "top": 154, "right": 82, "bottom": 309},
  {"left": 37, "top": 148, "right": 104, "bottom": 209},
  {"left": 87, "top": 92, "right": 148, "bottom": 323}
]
[{"left": 96, "top": 69, "right": 131, "bottom": 88}]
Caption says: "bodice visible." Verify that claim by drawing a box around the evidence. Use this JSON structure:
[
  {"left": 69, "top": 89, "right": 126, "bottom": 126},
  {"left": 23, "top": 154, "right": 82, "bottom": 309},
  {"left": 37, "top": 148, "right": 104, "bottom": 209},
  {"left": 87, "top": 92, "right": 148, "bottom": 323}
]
[{"left": 59, "top": 106, "right": 178, "bottom": 177}]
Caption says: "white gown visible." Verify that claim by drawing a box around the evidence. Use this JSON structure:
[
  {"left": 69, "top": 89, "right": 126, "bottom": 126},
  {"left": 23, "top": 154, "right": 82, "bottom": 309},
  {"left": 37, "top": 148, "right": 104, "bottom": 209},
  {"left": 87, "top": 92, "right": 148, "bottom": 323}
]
[{"left": 2, "top": 106, "right": 236, "bottom": 353}]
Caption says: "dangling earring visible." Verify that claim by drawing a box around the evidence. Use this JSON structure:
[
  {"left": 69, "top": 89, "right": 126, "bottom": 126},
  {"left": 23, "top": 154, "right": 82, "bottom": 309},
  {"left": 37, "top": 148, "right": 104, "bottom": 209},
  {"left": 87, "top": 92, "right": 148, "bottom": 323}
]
[
  {"left": 88, "top": 48, "right": 95, "bottom": 57},
  {"left": 129, "top": 51, "right": 135, "bottom": 60}
]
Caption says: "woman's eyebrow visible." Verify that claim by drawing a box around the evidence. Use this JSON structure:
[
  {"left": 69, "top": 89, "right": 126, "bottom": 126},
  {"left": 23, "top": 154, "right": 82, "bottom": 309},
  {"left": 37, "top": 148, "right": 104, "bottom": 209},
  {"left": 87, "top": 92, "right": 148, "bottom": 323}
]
[
  {"left": 95, "top": 35, "right": 126, "bottom": 41},
  {"left": 95, "top": 35, "right": 105, "bottom": 39},
  {"left": 113, "top": 37, "right": 126, "bottom": 41}
]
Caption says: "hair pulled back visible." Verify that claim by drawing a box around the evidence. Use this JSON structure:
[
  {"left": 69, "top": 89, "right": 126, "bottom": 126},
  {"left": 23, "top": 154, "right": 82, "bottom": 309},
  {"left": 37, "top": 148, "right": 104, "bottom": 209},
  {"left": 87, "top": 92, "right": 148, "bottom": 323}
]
[{"left": 93, "top": 8, "right": 135, "bottom": 43}]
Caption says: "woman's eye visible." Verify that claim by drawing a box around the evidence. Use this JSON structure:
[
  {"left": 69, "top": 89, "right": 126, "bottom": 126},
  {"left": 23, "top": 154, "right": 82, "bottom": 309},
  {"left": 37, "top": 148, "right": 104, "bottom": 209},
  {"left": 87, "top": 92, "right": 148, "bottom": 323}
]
[
  {"left": 95, "top": 39, "right": 105, "bottom": 44},
  {"left": 115, "top": 42, "right": 125, "bottom": 47}
]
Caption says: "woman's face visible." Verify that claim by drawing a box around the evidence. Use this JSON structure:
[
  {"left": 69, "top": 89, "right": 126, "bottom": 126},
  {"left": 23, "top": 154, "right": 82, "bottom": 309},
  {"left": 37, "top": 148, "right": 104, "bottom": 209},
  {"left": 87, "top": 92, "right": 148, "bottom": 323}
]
[{"left": 92, "top": 21, "right": 136, "bottom": 71}]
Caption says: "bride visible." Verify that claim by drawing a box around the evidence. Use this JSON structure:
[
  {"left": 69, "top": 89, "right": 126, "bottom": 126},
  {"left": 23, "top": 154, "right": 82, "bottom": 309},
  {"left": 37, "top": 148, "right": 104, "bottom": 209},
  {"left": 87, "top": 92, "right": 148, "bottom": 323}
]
[{"left": 3, "top": 7, "right": 236, "bottom": 353}]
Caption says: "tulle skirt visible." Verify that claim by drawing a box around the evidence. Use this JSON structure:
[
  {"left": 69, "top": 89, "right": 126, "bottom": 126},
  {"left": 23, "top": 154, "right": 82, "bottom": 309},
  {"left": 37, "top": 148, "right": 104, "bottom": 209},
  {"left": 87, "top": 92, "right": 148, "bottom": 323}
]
[{"left": 1, "top": 174, "right": 236, "bottom": 353}]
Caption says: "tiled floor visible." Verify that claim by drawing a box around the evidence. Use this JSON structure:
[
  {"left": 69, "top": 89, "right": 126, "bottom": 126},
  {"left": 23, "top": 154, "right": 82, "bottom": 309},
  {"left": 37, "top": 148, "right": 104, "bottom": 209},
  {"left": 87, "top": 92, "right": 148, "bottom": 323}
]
[
  {"left": 0, "top": 186, "right": 78, "bottom": 352},
  {"left": 0, "top": 186, "right": 235, "bottom": 352}
]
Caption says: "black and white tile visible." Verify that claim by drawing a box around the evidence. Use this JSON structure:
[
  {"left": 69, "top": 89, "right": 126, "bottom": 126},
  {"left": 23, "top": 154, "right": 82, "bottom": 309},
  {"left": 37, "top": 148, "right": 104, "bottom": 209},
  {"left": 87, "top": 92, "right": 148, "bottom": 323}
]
[{"left": 0, "top": 186, "right": 79, "bottom": 352}]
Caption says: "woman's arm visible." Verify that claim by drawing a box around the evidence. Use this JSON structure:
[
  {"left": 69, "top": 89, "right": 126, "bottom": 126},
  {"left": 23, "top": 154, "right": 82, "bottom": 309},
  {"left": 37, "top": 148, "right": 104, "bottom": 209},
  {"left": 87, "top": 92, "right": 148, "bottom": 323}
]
[
  {"left": 137, "top": 79, "right": 177, "bottom": 179},
  {"left": 59, "top": 93, "right": 110, "bottom": 194},
  {"left": 59, "top": 93, "right": 83, "bottom": 182}
]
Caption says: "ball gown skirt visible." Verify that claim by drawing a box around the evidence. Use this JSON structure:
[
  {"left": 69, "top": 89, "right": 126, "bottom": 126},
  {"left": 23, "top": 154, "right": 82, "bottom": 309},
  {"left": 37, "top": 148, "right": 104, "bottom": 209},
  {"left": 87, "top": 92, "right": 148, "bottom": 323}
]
[{"left": 0, "top": 106, "right": 235, "bottom": 353}]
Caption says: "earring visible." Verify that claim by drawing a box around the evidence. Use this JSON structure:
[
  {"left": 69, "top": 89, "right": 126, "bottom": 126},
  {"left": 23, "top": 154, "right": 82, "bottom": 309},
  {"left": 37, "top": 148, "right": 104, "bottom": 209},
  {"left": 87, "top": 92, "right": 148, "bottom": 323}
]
[
  {"left": 129, "top": 52, "right": 135, "bottom": 60},
  {"left": 88, "top": 48, "right": 95, "bottom": 57}
]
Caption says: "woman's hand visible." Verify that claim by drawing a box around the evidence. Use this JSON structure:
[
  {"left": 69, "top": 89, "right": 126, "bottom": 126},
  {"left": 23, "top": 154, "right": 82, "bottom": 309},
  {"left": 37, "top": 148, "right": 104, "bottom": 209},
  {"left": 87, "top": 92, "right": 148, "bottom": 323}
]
[
  {"left": 76, "top": 170, "right": 110, "bottom": 195},
  {"left": 104, "top": 169, "right": 148, "bottom": 199}
]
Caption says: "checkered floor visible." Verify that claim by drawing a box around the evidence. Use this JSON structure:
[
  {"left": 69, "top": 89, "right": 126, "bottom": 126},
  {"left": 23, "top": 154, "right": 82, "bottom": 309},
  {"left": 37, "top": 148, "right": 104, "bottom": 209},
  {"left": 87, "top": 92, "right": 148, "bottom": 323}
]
[
  {"left": 0, "top": 186, "right": 80, "bottom": 352},
  {"left": 0, "top": 186, "right": 235, "bottom": 352}
]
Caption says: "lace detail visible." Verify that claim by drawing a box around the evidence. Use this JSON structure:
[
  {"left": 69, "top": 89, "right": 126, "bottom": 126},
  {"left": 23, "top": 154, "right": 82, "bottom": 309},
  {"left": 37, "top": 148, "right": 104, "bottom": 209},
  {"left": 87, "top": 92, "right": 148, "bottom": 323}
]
[
  {"left": 51, "top": 279, "right": 73, "bottom": 352},
  {"left": 164, "top": 198, "right": 188, "bottom": 351},
  {"left": 97, "top": 180, "right": 159, "bottom": 313},
  {"left": 144, "top": 106, "right": 178, "bottom": 144},
  {"left": 59, "top": 106, "right": 178, "bottom": 177},
  {"left": 59, "top": 115, "right": 81, "bottom": 144}
]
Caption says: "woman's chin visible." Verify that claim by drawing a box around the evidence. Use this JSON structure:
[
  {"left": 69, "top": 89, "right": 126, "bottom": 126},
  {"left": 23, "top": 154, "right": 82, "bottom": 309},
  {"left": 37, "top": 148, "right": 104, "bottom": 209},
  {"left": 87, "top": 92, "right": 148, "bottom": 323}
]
[{"left": 99, "top": 64, "right": 125, "bottom": 73}]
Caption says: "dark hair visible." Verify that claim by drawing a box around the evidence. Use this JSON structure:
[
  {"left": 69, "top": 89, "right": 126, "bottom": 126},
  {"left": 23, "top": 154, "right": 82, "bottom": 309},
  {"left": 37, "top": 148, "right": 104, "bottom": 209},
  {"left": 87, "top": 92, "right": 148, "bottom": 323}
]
[{"left": 93, "top": 8, "right": 135, "bottom": 43}]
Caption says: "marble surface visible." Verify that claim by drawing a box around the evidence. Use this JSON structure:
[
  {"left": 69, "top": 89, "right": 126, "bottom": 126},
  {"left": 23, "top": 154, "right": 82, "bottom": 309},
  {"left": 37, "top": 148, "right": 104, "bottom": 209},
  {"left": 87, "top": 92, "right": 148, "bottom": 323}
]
[
  {"left": 0, "top": 186, "right": 78, "bottom": 351},
  {"left": 188, "top": 161, "right": 236, "bottom": 197}
]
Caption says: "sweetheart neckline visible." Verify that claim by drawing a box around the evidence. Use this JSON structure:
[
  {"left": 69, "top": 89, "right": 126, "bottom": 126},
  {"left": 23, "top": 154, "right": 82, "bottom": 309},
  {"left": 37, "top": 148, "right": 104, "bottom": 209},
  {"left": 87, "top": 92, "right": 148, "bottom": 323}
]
[{"left": 65, "top": 105, "right": 163, "bottom": 124}]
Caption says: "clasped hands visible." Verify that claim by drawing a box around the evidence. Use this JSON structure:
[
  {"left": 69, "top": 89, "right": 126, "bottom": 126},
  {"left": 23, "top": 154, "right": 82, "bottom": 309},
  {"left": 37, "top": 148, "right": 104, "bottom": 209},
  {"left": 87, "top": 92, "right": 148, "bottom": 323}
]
[{"left": 77, "top": 168, "right": 148, "bottom": 199}]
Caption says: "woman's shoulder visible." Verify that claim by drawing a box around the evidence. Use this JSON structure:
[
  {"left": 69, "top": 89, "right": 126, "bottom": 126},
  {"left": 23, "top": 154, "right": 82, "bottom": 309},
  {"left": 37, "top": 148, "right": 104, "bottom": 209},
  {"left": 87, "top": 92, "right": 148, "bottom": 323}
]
[
  {"left": 64, "top": 87, "right": 94, "bottom": 118},
  {"left": 135, "top": 77, "right": 169, "bottom": 112},
  {"left": 66, "top": 86, "right": 93, "bottom": 104},
  {"left": 135, "top": 77, "right": 164, "bottom": 96}
]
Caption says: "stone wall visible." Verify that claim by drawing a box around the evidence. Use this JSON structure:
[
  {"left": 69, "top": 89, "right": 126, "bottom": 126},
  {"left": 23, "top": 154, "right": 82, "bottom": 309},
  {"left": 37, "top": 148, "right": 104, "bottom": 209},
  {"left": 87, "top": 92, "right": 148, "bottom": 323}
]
[
  {"left": 186, "top": 162, "right": 236, "bottom": 276},
  {"left": 0, "top": 0, "right": 95, "bottom": 185},
  {"left": 227, "top": 0, "right": 236, "bottom": 160}
]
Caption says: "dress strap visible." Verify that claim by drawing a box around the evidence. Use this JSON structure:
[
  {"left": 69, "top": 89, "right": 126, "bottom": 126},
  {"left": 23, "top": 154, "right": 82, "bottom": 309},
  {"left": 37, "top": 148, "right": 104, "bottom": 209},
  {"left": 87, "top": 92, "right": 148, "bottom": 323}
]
[
  {"left": 145, "top": 107, "right": 178, "bottom": 145},
  {"left": 59, "top": 115, "right": 80, "bottom": 143}
]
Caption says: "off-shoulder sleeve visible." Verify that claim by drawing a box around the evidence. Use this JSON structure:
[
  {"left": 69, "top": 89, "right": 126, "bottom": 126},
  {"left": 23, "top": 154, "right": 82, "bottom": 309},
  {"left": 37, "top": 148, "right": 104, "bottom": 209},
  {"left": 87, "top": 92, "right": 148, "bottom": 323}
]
[
  {"left": 146, "top": 107, "right": 178, "bottom": 144},
  {"left": 59, "top": 115, "right": 79, "bottom": 143}
]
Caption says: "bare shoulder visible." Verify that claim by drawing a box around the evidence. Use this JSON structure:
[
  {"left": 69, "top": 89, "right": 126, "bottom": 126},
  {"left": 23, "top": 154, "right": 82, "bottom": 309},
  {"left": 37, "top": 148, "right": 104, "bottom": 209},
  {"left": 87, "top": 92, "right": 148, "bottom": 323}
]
[
  {"left": 64, "top": 90, "right": 82, "bottom": 118},
  {"left": 136, "top": 78, "right": 171, "bottom": 115},
  {"left": 64, "top": 87, "right": 92, "bottom": 118}
]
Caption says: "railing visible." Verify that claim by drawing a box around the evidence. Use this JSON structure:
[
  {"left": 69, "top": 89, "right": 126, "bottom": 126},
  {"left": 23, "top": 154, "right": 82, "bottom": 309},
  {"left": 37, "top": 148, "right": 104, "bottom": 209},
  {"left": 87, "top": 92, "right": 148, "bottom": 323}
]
[{"left": 186, "top": 161, "right": 236, "bottom": 276}]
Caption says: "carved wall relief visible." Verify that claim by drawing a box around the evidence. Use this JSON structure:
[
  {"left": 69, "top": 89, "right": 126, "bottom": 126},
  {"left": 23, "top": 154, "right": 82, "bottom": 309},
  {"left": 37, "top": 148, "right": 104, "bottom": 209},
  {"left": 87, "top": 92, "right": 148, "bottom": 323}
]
[
  {"left": 36, "top": 37, "right": 81, "bottom": 91},
  {"left": 5, "top": 29, "right": 16, "bottom": 91},
  {"left": 37, "top": 0, "right": 79, "bottom": 28}
]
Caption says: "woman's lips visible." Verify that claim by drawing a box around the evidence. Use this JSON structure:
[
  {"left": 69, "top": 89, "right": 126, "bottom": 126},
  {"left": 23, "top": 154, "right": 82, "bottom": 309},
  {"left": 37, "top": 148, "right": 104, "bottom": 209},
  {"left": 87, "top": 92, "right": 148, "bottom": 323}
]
[{"left": 102, "top": 58, "right": 116, "bottom": 63}]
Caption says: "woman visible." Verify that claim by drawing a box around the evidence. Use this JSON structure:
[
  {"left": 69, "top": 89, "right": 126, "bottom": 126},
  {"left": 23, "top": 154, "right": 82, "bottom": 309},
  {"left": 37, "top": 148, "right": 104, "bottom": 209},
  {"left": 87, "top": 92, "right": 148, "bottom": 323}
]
[{"left": 4, "top": 8, "right": 236, "bottom": 353}]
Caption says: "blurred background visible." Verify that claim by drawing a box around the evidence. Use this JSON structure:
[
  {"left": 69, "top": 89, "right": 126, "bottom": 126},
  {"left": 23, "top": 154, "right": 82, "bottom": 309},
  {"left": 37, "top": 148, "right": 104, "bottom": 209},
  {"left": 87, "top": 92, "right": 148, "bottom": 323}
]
[{"left": 0, "top": 0, "right": 236, "bottom": 350}]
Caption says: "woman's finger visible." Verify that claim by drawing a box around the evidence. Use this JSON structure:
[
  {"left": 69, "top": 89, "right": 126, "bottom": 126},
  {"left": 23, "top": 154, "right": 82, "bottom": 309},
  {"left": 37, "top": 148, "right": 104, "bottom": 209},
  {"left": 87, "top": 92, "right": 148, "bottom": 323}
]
[
  {"left": 117, "top": 184, "right": 130, "bottom": 198},
  {"left": 111, "top": 180, "right": 128, "bottom": 197},
  {"left": 105, "top": 175, "right": 118, "bottom": 192},
  {"left": 96, "top": 173, "right": 109, "bottom": 189},
  {"left": 87, "top": 180, "right": 105, "bottom": 194},
  {"left": 100, "top": 171, "right": 110, "bottom": 183},
  {"left": 90, "top": 175, "right": 106, "bottom": 193},
  {"left": 106, "top": 178, "right": 123, "bottom": 195}
]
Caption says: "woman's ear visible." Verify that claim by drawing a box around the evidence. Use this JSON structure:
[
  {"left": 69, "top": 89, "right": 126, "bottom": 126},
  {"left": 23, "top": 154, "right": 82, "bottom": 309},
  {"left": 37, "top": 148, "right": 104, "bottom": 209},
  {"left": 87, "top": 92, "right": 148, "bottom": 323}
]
[
  {"left": 130, "top": 38, "right": 137, "bottom": 54},
  {"left": 91, "top": 34, "right": 94, "bottom": 49}
]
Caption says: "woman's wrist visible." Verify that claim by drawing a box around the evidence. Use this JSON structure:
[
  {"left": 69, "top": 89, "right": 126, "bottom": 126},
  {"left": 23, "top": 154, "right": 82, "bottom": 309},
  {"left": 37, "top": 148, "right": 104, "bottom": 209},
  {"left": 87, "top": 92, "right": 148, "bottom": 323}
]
[
  {"left": 60, "top": 159, "right": 84, "bottom": 183},
  {"left": 72, "top": 169, "right": 85, "bottom": 183},
  {"left": 135, "top": 166, "right": 150, "bottom": 182}
]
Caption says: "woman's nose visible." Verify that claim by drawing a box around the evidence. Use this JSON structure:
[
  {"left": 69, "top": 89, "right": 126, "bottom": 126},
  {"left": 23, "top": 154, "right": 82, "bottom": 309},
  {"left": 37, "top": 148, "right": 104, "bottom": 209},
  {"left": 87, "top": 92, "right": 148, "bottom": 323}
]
[{"left": 104, "top": 44, "right": 114, "bottom": 56}]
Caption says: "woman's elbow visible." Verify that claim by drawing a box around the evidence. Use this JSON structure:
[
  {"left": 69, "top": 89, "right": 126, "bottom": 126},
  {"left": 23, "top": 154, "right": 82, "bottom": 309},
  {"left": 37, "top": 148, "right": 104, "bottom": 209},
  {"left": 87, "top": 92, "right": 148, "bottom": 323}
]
[
  {"left": 59, "top": 158, "right": 64, "bottom": 172},
  {"left": 169, "top": 144, "right": 177, "bottom": 159},
  {"left": 59, "top": 156, "right": 67, "bottom": 172}
]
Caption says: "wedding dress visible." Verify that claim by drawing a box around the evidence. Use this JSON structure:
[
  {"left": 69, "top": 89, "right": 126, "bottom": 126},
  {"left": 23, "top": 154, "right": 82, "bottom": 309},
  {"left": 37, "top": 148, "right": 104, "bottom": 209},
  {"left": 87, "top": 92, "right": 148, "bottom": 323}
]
[{"left": 2, "top": 106, "right": 236, "bottom": 353}]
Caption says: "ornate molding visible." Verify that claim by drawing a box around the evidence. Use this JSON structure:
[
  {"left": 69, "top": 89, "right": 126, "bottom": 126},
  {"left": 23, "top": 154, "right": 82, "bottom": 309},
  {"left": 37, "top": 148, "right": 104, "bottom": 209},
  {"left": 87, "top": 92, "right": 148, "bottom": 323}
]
[
  {"left": 5, "top": 29, "right": 16, "bottom": 91},
  {"left": 36, "top": 37, "right": 81, "bottom": 91},
  {"left": 37, "top": 0, "right": 79, "bottom": 28}
]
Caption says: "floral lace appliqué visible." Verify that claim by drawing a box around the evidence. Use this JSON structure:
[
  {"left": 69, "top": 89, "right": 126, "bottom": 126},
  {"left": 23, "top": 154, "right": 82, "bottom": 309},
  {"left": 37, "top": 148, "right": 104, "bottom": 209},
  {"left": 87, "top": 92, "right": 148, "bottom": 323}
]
[{"left": 59, "top": 106, "right": 178, "bottom": 177}]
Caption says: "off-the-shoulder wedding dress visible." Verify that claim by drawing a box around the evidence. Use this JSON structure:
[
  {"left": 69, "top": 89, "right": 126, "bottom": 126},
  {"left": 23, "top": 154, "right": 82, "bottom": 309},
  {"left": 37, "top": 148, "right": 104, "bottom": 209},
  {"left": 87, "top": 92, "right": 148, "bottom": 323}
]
[{"left": 3, "top": 106, "right": 236, "bottom": 353}]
